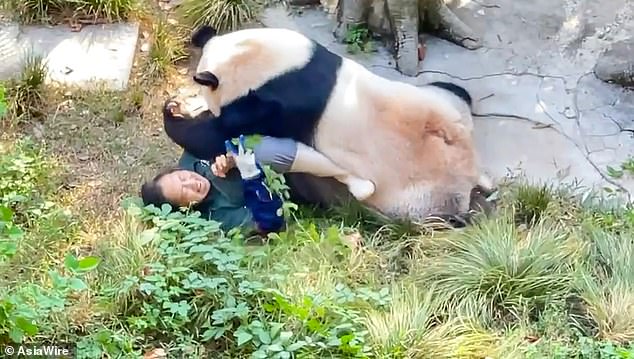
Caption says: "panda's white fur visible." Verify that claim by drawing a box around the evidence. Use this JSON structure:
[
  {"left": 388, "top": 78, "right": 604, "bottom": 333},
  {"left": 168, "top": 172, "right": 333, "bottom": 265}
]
[
  {"left": 192, "top": 26, "right": 492, "bottom": 221},
  {"left": 195, "top": 28, "right": 314, "bottom": 117}
]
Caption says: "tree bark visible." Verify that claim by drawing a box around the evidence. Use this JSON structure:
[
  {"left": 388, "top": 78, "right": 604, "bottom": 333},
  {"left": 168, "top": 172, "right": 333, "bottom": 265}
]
[
  {"left": 333, "top": 0, "right": 481, "bottom": 76},
  {"left": 333, "top": 0, "right": 370, "bottom": 41},
  {"left": 386, "top": 0, "right": 419, "bottom": 76}
]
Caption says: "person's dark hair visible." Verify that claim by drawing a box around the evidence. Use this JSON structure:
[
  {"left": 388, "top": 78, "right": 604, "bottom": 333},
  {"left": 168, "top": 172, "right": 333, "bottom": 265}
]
[{"left": 140, "top": 167, "right": 182, "bottom": 209}]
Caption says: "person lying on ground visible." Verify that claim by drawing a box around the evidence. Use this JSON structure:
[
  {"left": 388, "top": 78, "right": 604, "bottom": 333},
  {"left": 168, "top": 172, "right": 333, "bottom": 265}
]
[
  {"left": 162, "top": 98, "right": 375, "bottom": 201},
  {"left": 141, "top": 135, "right": 285, "bottom": 236}
]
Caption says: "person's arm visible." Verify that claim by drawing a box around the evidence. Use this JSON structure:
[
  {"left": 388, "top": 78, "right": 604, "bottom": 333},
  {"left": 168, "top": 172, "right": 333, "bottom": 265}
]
[
  {"left": 241, "top": 168, "right": 285, "bottom": 234},
  {"left": 215, "top": 136, "right": 375, "bottom": 202},
  {"left": 226, "top": 136, "right": 285, "bottom": 234}
]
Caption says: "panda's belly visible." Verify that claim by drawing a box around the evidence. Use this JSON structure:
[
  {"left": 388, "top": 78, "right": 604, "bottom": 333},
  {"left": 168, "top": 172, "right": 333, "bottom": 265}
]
[{"left": 312, "top": 63, "right": 476, "bottom": 219}]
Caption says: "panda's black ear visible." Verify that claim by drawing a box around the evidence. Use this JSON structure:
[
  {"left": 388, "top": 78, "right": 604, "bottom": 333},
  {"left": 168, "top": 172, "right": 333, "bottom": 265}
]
[
  {"left": 193, "top": 71, "right": 219, "bottom": 90},
  {"left": 192, "top": 26, "right": 217, "bottom": 48}
]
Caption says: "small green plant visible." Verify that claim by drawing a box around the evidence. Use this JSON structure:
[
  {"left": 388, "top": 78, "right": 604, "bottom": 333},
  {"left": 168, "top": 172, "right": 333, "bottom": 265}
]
[
  {"left": 607, "top": 156, "right": 634, "bottom": 179},
  {"left": 176, "top": 0, "right": 262, "bottom": 34},
  {"left": 0, "top": 253, "right": 100, "bottom": 344},
  {"left": 0, "top": 206, "right": 22, "bottom": 260},
  {"left": 98, "top": 200, "right": 378, "bottom": 357},
  {"left": 4, "top": 54, "right": 47, "bottom": 124},
  {"left": 510, "top": 182, "right": 555, "bottom": 224},
  {"left": 344, "top": 25, "right": 374, "bottom": 54},
  {"left": 69, "top": 0, "right": 138, "bottom": 22},
  {"left": 0, "top": 83, "right": 7, "bottom": 119}
]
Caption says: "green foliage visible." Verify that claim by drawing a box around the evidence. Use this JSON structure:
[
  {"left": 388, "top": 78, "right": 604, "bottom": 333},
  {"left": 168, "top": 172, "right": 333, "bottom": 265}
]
[
  {"left": 102, "top": 201, "right": 377, "bottom": 357},
  {"left": 0, "top": 206, "right": 22, "bottom": 261},
  {"left": 521, "top": 302, "right": 634, "bottom": 359},
  {"left": 0, "top": 83, "right": 7, "bottom": 118},
  {"left": 575, "top": 228, "right": 634, "bottom": 343},
  {"left": 0, "top": 138, "right": 87, "bottom": 345},
  {"left": 419, "top": 215, "right": 579, "bottom": 318},
  {"left": 2, "top": 0, "right": 138, "bottom": 24},
  {"left": 607, "top": 157, "right": 634, "bottom": 179},
  {"left": 0, "top": 253, "right": 99, "bottom": 344},
  {"left": 3, "top": 120, "right": 634, "bottom": 356},
  {"left": 231, "top": 135, "right": 299, "bottom": 219},
  {"left": 3, "top": 54, "right": 47, "bottom": 125},
  {"left": 176, "top": 0, "right": 262, "bottom": 34},
  {"left": 344, "top": 25, "right": 375, "bottom": 54},
  {"left": 0, "top": 138, "right": 57, "bottom": 223}
]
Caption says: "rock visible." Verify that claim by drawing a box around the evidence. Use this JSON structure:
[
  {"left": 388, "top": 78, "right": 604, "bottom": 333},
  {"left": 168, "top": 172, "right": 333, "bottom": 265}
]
[{"left": 594, "top": 38, "right": 634, "bottom": 87}]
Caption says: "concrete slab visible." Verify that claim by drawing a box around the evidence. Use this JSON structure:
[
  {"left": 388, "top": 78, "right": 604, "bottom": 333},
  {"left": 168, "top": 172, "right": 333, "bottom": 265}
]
[
  {"left": 258, "top": 2, "right": 634, "bottom": 199},
  {"left": 473, "top": 116, "right": 606, "bottom": 190},
  {"left": 0, "top": 22, "right": 139, "bottom": 90}
]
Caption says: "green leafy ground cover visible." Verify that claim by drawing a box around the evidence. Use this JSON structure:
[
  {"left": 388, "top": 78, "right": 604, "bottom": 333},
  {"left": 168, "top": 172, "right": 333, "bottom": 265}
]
[{"left": 1, "top": 2, "right": 634, "bottom": 356}]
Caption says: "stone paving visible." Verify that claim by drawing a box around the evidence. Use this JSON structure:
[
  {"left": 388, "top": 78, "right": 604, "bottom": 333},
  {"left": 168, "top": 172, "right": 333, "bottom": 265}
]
[
  {"left": 0, "top": 20, "right": 138, "bottom": 90},
  {"left": 261, "top": 0, "right": 634, "bottom": 199}
]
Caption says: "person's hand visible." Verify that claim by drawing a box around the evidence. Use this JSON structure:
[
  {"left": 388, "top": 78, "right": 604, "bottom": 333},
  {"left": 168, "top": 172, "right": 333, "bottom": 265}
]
[
  {"left": 224, "top": 135, "right": 261, "bottom": 179},
  {"left": 211, "top": 153, "right": 236, "bottom": 177}
]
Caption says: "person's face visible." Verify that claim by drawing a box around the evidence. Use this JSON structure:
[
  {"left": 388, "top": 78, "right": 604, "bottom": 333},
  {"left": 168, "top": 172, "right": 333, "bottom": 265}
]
[{"left": 158, "top": 170, "right": 211, "bottom": 207}]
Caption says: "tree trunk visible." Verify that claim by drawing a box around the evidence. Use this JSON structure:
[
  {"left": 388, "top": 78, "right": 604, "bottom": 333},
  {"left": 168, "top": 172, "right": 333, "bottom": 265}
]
[
  {"left": 333, "top": 0, "right": 370, "bottom": 41},
  {"left": 386, "top": 0, "right": 419, "bottom": 76},
  {"left": 333, "top": 0, "right": 481, "bottom": 76}
]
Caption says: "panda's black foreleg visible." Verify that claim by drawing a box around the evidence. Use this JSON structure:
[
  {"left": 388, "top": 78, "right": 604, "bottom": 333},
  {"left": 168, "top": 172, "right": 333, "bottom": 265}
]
[{"left": 217, "top": 92, "right": 285, "bottom": 139}]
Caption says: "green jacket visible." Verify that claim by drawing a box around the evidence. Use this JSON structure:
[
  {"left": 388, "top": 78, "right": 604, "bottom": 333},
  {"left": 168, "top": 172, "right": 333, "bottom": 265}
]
[{"left": 178, "top": 151, "right": 255, "bottom": 233}]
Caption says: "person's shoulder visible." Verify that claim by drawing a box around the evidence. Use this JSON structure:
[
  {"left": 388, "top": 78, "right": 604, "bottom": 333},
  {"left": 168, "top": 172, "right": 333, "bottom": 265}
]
[{"left": 177, "top": 151, "right": 199, "bottom": 171}]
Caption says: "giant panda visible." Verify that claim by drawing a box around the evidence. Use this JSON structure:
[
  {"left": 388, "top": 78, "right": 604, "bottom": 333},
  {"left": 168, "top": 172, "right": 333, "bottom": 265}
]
[{"left": 187, "top": 25, "right": 493, "bottom": 222}]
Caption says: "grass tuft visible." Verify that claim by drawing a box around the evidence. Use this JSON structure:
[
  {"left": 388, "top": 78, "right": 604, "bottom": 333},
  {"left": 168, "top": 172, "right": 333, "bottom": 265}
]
[
  {"left": 576, "top": 228, "right": 634, "bottom": 343},
  {"left": 3, "top": 54, "right": 48, "bottom": 126},
  {"left": 141, "top": 17, "right": 189, "bottom": 82},
  {"left": 176, "top": 0, "right": 263, "bottom": 34},
  {"left": 2, "top": 0, "right": 138, "bottom": 25},
  {"left": 418, "top": 214, "right": 580, "bottom": 320},
  {"left": 363, "top": 282, "right": 502, "bottom": 358}
]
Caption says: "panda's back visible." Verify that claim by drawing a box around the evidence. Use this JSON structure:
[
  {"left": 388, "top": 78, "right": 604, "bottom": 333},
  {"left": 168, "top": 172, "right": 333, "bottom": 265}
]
[{"left": 251, "top": 40, "right": 343, "bottom": 144}]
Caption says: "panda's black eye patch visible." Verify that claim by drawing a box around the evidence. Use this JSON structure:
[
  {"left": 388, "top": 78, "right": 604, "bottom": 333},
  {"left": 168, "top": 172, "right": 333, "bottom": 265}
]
[{"left": 193, "top": 71, "right": 219, "bottom": 90}]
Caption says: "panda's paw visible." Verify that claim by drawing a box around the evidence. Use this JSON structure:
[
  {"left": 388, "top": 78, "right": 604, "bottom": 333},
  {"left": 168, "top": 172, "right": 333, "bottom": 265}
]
[{"left": 345, "top": 177, "right": 376, "bottom": 201}]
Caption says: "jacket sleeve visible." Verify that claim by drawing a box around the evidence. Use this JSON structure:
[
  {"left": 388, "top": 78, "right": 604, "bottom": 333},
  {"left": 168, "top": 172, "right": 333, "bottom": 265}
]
[{"left": 240, "top": 168, "right": 285, "bottom": 233}]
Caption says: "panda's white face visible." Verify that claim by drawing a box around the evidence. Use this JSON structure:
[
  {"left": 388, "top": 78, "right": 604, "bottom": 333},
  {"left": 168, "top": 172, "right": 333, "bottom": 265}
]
[{"left": 193, "top": 28, "right": 315, "bottom": 117}]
